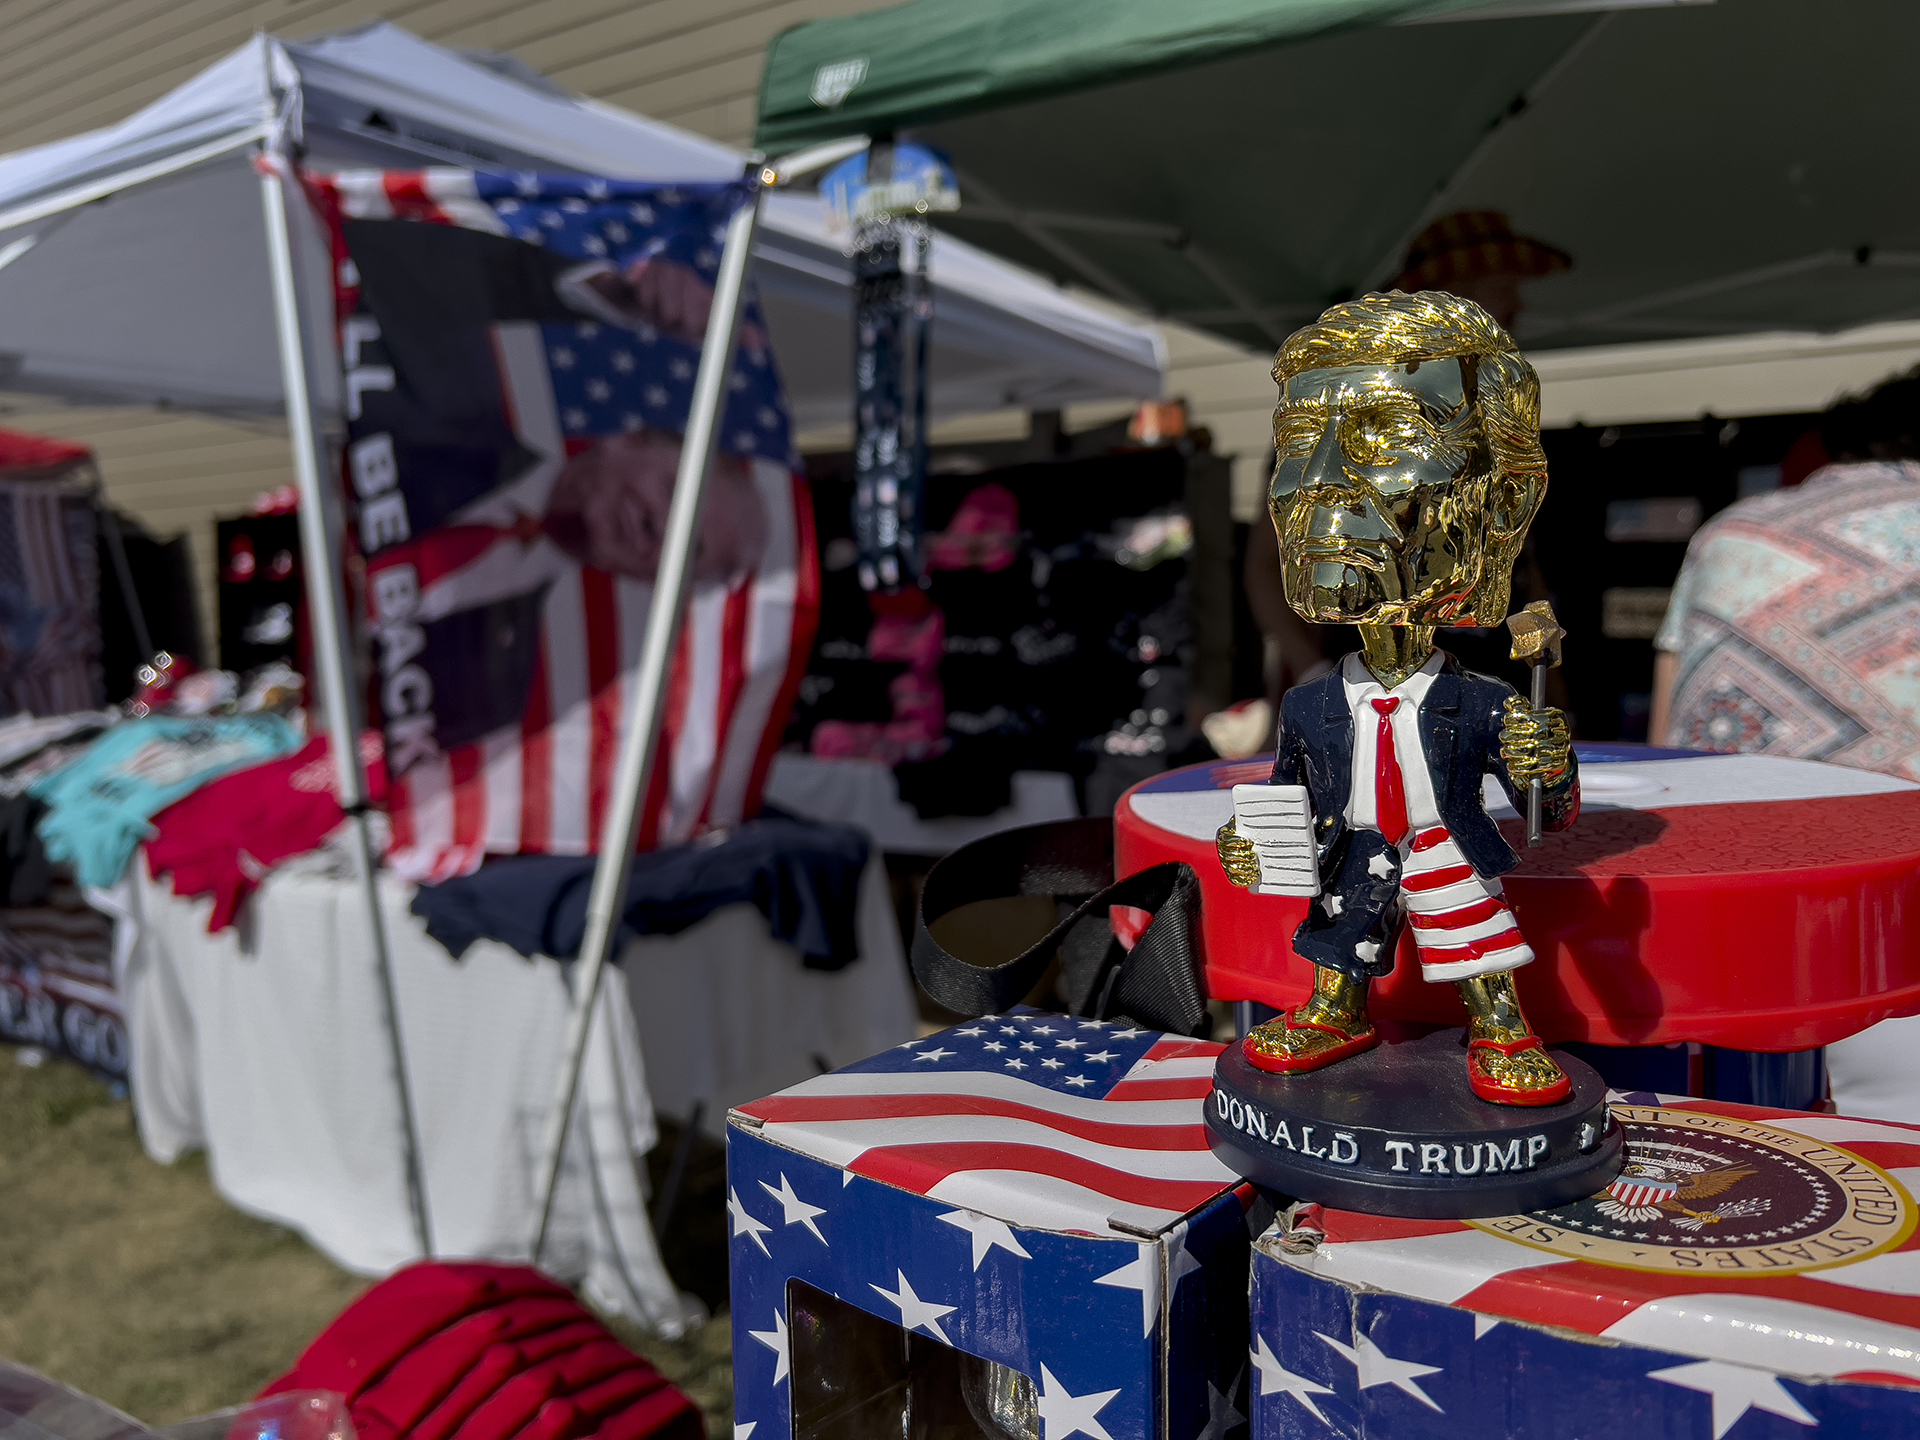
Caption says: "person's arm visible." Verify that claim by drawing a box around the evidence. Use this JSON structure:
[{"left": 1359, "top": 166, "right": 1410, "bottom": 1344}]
[
  {"left": 1649, "top": 649, "right": 1679, "bottom": 747},
  {"left": 1647, "top": 530, "right": 1712, "bottom": 748}
]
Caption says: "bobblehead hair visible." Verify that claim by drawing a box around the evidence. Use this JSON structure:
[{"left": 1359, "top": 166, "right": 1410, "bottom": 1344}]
[{"left": 1273, "top": 290, "right": 1549, "bottom": 625}]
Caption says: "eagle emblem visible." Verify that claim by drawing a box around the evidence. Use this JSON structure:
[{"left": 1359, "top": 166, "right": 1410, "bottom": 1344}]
[{"left": 1596, "top": 1141, "right": 1771, "bottom": 1232}]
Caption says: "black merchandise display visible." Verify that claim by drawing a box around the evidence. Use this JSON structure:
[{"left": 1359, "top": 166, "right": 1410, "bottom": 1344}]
[
  {"left": 0, "top": 796, "right": 52, "bottom": 908},
  {"left": 216, "top": 512, "right": 305, "bottom": 675},
  {"left": 791, "top": 446, "right": 1211, "bottom": 817},
  {"left": 97, "top": 515, "right": 203, "bottom": 703}
]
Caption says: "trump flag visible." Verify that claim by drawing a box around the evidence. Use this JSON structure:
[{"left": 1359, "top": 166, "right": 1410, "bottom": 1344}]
[{"left": 305, "top": 170, "right": 818, "bottom": 881}]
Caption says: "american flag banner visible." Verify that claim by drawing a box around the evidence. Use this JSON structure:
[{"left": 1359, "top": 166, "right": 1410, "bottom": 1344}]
[
  {"left": 728, "top": 1010, "right": 1262, "bottom": 1439},
  {"left": 1251, "top": 1096, "right": 1920, "bottom": 1439},
  {"left": 303, "top": 169, "right": 818, "bottom": 880}
]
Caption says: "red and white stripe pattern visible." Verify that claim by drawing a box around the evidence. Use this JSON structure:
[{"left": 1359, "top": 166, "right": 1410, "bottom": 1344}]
[
  {"left": 735, "top": 1014, "right": 1241, "bottom": 1238},
  {"left": 384, "top": 457, "right": 817, "bottom": 882},
  {"left": 1402, "top": 824, "right": 1534, "bottom": 981},
  {"left": 309, "top": 167, "right": 508, "bottom": 231},
  {"left": 1282, "top": 1102, "right": 1920, "bottom": 1386},
  {"left": 1605, "top": 1176, "right": 1682, "bottom": 1210}
]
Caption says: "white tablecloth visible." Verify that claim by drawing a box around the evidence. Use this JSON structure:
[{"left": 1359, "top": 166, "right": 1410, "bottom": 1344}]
[
  {"left": 623, "top": 851, "right": 917, "bottom": 1133},
  {"left": 1828, "top": 1015, "right": 1920, "bottom": 1122},
  {"left": 101, "top": 848, "right": 914, "bottom": 1330},
  {"left": 765, "top": 753, "right": 1079, "bottom": 854}
]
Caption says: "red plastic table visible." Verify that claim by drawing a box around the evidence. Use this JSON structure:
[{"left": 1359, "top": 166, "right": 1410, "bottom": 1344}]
[{"left": 1115, "top": 747, "right": 1920, "bottom": 1052}]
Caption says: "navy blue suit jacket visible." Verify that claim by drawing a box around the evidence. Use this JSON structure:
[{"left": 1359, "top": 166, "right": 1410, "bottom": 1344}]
[{"left": 1271, "top": 653, "right": 1579, "bottom": 881}]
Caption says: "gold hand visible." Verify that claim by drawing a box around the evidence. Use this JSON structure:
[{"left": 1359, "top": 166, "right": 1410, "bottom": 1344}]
[
  {"left": 1216, "top": 819, "right": 1260, "bottom": 889},
  {"left": 1500, "top": 694, "right": 1571, "bottom": 787}
]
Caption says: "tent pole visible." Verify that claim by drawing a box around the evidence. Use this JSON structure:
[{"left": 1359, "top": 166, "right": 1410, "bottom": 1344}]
[
  {"left": 258, "top": 157, "right": 434, "bottom": 1259},
  {"left": 96, "top": 501, "right": 153, "bottom": 662},
  {"left": 530, "top": 179, "right": 765, "bottom": 1265}
]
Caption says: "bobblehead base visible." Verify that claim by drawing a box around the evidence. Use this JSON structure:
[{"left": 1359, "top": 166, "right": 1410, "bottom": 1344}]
[{"left": 1207, "top": 1028, "right": 1622, "bottom": 1218}]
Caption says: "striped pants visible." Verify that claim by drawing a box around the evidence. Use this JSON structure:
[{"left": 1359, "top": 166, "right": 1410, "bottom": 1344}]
[{"left": 1400, "top": 825, "right": 1534, "bottom": 981}]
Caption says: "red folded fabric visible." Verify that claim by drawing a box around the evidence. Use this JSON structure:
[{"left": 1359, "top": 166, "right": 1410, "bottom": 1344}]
[
  {"left": 354, "top": 1301, "right": 591, "bottom": 1440},
  {"left": 265, "top": 1263, "right": 572, "bottom": 1407},
  {"left": 408, "top": 1344, "right": 535, "bottom": 1440},
  {"left": 145, "top": 731, "right": 388, "bottom": 933},
  {"left": 261, "top": 1263, "right": 701, "bottom": 1440}
]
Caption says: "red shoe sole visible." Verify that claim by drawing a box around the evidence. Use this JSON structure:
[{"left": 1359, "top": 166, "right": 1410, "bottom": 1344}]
[
  {"left": 1242, "top": 1024, "right": 1379, "bottom": 1075},
  {"left": 1466, "top": 1039, "right": 1572, "bottom": 1106}
]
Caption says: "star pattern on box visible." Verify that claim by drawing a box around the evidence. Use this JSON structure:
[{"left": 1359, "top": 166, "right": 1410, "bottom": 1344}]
[
  {"left": 1246, "top": 1200, "right": 1920, "bottom": 1438},
  {"left": 728, "top": 1010, "right": 1257, "bottom": 1440},
  {"left": 869, "top": 1013, "right": 1169, "bottom": 1102}
]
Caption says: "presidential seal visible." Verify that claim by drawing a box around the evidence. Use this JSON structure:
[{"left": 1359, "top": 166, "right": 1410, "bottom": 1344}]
[{"left": 1467, "top": 1104, "right": 1916, "bottom": 1275}]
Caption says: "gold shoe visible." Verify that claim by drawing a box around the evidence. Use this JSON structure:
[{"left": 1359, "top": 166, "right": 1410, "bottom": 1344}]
[
  {"left": 1466, "top": 1036, "right": 1571, "bottom": 1105},
  {"left": 1243, "top": 1014, "right": 1378, "bottom": 1074},
  {"left": 1242, "top": 965, "right": 1376, "bottom": 1075},
  {"left": 1455, "top": 969, "right": 1570, "bottom": 1105}
]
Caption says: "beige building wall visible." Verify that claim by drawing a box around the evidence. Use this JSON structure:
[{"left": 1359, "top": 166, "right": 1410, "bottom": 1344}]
[{"left": 0, "top": 0, "right": 1274, "bottom": 645}]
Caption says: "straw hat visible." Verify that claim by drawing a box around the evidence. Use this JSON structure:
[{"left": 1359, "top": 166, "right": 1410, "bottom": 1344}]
[{"left": 1391, "top": 211, "right": 1571, "bottom": 293}]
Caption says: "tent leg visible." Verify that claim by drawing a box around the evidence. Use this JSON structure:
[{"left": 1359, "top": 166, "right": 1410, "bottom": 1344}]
[
  {"left": 259, "top": 158, "right": 434, "bottom": 1259},
  {"left": 529, "top": 182, "right": 765, "bottom": 1267}
]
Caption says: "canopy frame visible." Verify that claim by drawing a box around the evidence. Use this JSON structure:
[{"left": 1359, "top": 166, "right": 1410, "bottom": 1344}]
[{"left": 260, "top": 149, "right": 434, "bottom": 1255}]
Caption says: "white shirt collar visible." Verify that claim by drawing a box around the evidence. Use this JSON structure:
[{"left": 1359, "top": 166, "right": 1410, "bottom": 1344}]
[{"left": 1341, "top": 648, "right": 1444, "bottom": 703}]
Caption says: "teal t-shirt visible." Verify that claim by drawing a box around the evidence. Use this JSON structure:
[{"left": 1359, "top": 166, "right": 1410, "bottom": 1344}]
[{"left": 32, "top": 713, "right": 304, "bottom": 888}]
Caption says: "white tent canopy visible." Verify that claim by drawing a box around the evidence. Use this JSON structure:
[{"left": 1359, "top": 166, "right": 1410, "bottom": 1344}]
[{"left": 0, "top": 22, "right": 1163, "bottom": 431}]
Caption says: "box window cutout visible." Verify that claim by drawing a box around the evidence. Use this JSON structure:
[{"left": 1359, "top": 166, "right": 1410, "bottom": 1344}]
[{"left": 787, "top": 1279, "right": 1039, "bottom": 1440}]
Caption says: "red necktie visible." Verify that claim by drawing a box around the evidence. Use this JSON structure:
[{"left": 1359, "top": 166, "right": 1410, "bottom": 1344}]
[{"left": 1372, "top": 696, "right": 1409, "bottom": 844}]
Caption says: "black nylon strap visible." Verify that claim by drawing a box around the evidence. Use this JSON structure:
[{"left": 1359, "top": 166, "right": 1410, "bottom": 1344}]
[{"left": 910, "top": 817, "right": 1210, "bottom": 1038}]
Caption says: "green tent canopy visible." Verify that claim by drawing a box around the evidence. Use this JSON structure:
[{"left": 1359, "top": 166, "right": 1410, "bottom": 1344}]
[
  {"left": 755, "top": 0, "right": 1498, "bottom": 152},
  {"left": 758, "top": 0, "right": 1920, "bottom": 353}
]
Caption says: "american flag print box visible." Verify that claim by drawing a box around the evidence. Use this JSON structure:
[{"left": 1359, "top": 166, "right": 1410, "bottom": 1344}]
[
  {"left": 727, "top": 1011, "right": 1266, "bottom": 1439},
  {"left": 1247, "top": 1096, "right": 1920, "bottom": 1439}
]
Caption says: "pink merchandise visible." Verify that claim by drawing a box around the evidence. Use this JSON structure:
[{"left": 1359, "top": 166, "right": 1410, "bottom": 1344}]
[
  {"left": 925, "top": 481, "right": 1020, "bottom": 572},
  {"left": 809, "top": 596, "right": 948, "bottom": 763}
]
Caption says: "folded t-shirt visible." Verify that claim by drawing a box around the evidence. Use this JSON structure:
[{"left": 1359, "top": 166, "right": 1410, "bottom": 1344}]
[
  {"left": 145, "top": 732, "right": 388, "bottom": 932},
  {"left": 410, "top": 814, "right": 870, "bottom": 969},
  {"left": 32, "top": 713, "right": 303, "bottom": 888}
]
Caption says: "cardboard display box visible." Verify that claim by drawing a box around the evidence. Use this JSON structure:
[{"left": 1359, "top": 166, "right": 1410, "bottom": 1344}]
[
  {"left": 1249, "top": 1095, "right": 1920, "bottom": 1438},
  {"left": 728, "top": 1010, "right": 1266, "bottom": 1439}
]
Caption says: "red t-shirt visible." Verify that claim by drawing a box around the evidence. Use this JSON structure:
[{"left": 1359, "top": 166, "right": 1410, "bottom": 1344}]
[{"left": 144, "top": 731, "right": 387, "bottom": 932}]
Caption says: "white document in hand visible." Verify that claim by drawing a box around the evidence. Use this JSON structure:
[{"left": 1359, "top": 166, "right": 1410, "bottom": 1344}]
[{"left": 1231, "top": 783, "right": 1321, "bottom": 898}]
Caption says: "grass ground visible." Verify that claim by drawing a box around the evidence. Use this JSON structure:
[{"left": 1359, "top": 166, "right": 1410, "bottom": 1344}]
[{"left": 0, "top": 1048, "right": 736, "bottom": 1433}]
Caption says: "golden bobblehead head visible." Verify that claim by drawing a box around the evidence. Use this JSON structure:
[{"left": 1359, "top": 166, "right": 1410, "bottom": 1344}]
[{"left": 1269, "top": 290, "right": 1548, "bottom": 630}]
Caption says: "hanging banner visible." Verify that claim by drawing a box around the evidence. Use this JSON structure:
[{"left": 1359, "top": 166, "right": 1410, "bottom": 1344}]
[
  {"left": 305, "top": 171, "right": 819, "bottom": 881},
  {"left": 822, "top": 143, "right": 958, "bottom": 594}
]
